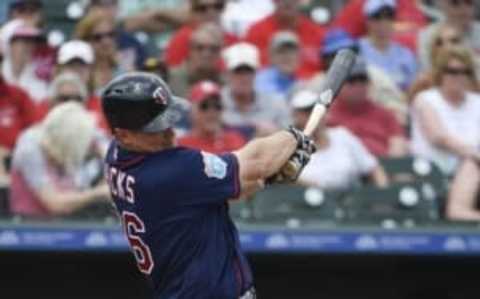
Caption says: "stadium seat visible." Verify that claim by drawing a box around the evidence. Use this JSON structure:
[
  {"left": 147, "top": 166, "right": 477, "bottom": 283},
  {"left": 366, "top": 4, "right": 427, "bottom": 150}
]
[
  {"left": 343, "top": 182, "right": 440, "bottom": 225},
  {"left": 379, "top": 156, "right": 448, "bottom": 206},
  {"left": 229, "top": 200, "right": 254, "bottom": 222},
  {"left": 251, "top": 185, "right": 345, "bottom": 225}
]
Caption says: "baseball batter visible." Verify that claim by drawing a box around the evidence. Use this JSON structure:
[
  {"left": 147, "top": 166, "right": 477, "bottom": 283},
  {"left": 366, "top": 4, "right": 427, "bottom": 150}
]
[{"left": 102, "top": 72, "right": 315, "bottom": 299}]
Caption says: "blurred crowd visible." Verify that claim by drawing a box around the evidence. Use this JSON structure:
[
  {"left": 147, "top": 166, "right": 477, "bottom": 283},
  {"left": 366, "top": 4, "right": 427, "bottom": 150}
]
[{"left": 1, "top": 0, "right": 480, "bottom": 222}]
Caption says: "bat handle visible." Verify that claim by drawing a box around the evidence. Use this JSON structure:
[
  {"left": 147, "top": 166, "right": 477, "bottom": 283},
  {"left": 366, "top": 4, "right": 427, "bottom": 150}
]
[{"left": 303, "top": 104, "right": 327, "bottom": 137}]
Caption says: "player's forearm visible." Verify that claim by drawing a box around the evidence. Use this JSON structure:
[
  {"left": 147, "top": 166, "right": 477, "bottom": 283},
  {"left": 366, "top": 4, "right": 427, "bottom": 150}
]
[{"left": 236, "top": 131, "right": 297, "bottom": 180}]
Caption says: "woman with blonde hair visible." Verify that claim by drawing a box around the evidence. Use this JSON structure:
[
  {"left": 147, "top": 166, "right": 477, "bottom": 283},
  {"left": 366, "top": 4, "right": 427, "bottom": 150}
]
[
  {"left": 9, "top": 102, "right": 109, "bottom": 217},
  {"left": 408, "top": 25, "right": 477, "bottom": 101},
  {"left": 411, "top": 46, "right": 480, "bottom": 221},
  {"left": 74, "top": 11, "right": 126, "bottom": 95}
]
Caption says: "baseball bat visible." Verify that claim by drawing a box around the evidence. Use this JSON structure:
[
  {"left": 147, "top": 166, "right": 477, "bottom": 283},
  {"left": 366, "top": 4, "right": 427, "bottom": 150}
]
[
  {"left": 281, "top": 49, "right": 357, "bottom": 179},
  {"left": 303, "top": 48, "right": 357, "bottom": 137}
]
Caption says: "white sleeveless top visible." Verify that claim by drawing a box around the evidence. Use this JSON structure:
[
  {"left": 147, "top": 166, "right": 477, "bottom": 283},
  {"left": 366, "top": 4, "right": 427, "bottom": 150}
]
[{"left": 410, "top": 88, "right": 480, "bottom": 174}]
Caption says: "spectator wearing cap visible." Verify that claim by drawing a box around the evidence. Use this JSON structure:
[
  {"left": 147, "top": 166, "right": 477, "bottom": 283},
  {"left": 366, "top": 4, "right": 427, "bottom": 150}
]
[
  {"left": 169, "top": 23, "right": 223, "bottom": 98},
  {"left": 245, "top": 0, "right": 326, "bottom": 79},
  {"left": 221, "top": 42, "right": 290, "bottom": 139},
  {"left": 165, "top": 0, "right": 238, "bottom": 67},
  {"left": 333, "top": 0, "right": 427, "bottom": 52},
  {"left": 0, "top": 18, "right": 48, "bottom": 102},
  {"left": 359, "top": 0, "right": 418, "bottom": 90},
  {"left": 291, "top": 90, "right": 388, "bottom": 191},
  {"left": 306, "top": 28, "right": 407, "bottom": 124},
  {"left": 54, "top": 40, "right": 109, "bottom": 132},
  {"left": 9, "top": 102, "right": 110, "bottom": 217},
  {"left": 327, "top": 58, "right": 408, "bottom": 157},
  {"left": 418, "top": 0, "right": 480, "bottom": 72},
  {"left": 178, "top": 80, "right": 246, "bottom": 153},
  {"left": 254, "top": 31, "right": 300, "bottom": 99}
]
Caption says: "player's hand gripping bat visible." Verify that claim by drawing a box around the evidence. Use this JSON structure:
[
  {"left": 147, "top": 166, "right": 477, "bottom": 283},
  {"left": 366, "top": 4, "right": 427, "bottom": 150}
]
[{"left": 274, "top": 49, "right": 357, "bottom": 182}]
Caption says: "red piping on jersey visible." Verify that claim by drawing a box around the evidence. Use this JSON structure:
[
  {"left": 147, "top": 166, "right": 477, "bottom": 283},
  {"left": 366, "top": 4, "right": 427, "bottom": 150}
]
[{"left": 231, "top": 154, "right": 241, "bottom": 200}]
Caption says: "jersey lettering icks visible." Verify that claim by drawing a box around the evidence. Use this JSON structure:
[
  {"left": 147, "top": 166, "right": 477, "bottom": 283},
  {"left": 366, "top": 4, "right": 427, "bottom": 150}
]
[{"left": 107, "top": 166, "right": 136, "bottom": 204}]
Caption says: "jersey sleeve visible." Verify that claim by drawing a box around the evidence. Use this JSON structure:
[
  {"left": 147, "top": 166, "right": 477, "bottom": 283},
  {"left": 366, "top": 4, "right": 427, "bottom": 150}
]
[{"left": 182, "top": 150, "right": 241, "bottom": 205}]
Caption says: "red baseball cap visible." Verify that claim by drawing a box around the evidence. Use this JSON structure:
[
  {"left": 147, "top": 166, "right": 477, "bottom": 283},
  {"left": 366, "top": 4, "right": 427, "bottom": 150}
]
[{"left": 189, "top": 80, "right": 221, "bottom": 103}]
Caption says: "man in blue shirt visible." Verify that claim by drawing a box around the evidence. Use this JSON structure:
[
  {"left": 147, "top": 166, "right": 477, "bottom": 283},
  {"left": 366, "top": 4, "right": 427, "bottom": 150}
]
[
  {"left": 101, "top": 72, "right": 315, "bottom": 299},
  {"left": 359, "top": 0, "right": 418, "bottom": 90}
]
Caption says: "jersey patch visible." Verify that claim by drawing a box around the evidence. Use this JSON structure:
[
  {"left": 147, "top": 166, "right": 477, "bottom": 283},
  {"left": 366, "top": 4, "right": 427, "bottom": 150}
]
[{"left": 201, "top": 152, "right": 227, "bottom": 179}]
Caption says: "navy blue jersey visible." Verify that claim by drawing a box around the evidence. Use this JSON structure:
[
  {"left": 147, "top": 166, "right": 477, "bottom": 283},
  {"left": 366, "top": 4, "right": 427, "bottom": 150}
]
[{"left": 105, "top": 141, "right": 253, "bottom": 299}]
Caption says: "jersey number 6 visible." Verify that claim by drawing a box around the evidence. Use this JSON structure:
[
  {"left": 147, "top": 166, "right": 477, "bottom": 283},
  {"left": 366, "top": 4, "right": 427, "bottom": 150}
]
[{"left": 122, "top": 211, "right": 154, "bottom": 275}]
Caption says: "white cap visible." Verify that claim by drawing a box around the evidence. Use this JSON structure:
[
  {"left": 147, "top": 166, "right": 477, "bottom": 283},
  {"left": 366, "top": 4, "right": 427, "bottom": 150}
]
[
  {"left": 291, "top": 90, "right": 318, "bottom": 109},
  {"left": 222, "top": 42, "right": 259, "bottom": 71},
  {"left": 57, "top": 40, "right": 94, "bottom": 65},
  {"left": 363, "top": 0, "right": 396, "bottom": 16}
]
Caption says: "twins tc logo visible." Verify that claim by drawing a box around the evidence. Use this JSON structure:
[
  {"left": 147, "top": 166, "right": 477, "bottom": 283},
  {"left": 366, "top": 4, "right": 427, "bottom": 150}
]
[{"left": 153, "top": 87, "right": 169, "bottom": 105}]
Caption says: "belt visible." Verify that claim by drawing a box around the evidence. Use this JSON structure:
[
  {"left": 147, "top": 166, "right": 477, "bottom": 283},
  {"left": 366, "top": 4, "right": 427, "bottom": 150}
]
[{"left": 239, "top": 287, "right": 256, "bottom": 299}]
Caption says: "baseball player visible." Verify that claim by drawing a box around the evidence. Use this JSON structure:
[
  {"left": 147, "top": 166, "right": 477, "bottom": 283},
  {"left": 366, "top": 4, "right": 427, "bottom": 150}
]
[{"left": 102, "top": 72, "right": 315, "bottom": 299}]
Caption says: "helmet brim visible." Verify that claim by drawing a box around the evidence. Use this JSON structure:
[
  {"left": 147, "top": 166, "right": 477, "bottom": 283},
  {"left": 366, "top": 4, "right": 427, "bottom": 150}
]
[{"left": 141, "top": 96, "right": 190, "bottom": 133}]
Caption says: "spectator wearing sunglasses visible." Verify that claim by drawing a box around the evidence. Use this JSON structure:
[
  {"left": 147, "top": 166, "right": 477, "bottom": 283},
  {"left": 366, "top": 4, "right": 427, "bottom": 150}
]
[
  {"left": 305, "top": 28, "right": 407, "bottom": 124},
  {"left": 418, "top": 0, "right": 480, "bottom": 75},
  {"left": 326, "top": 58, "right": 408, "bottom": 157},
  {"left": 86, "top": 0, "right": 147, "bottom": 71},
  {"left": 332, "top": 0, "right": 427, "bottom": 52},
  {"left": 410, "top": 46, "right": 480, "bottom": 221},
  {"left": 221, "top": 43, "right": 290, "bottom": 139},
  {"left": 178, "top": 80, "right": 246, "bottom": 154},
  {"left": 165, "top": 0, "right": 238, "bottom": 67},
  {"left": 291, "top": 90, "right": 388, "bottom": 191},
  {"left": 254, "top": 31, "right": 300, "bottom": 100},
  {"left": 75, "top": 11, "right": 126, "bottom": 96},
  {"left": 408, "top": 25, "right": 477, "bottom": 101},
  {"left": 0, "top": 18, "right": 48, "bottom": 102},
  {"left": 358, "top": 0, "right": 418, "bottom": 90},
  {"left": 169, "top": 23, "right": 223, "bottom": 98},
  {"left": 245, "top": 0, "right": 326, "bottom": 79}
]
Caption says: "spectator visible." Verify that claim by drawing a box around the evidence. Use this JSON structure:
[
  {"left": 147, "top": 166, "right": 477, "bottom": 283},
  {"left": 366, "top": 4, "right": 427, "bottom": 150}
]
[
  {"left": 221, "top": 42, "right": 290, "bottom": 139},
  {"left": 0, "top": 19, "right": 48, "bottom": 102},
  {"left": 410, "top": 47, "right": 480, "bottom": 221},
  {"left": 245, "top": 0, "right": 326, "bottom": 78},
  {"left": 333, "top": 0, "right": 427, "bottom": 52},
  {"left": 54, "top": 40, "right": 109, "bottom": 131},
  {"left": 327, "top": 58, "right": 407, "bottom": 157},
  {"left": 169, "top": 23, "right": 223, "bottom": 98},
  {"left": 118, "top": 0, "right": 189, "bottom": 51},
  {"left": 254, "top": 31, "right": 300, "bottom": 99},
  {"left": 141, "top": 57, "right": 169, "bottom": 83},
  {"left": 358, "top": 0, "right": 418, "bottom": 90},
  {"left": 8, "top": 0, "right": 43, "bottom": 28},
  {"left": 86, "top": 0, "right": 147, "bottom": 70},
  {"left": 9, "top": 102, "right": 110, "bottom": 217},
  {"left": 74, "top": 11, "right": 125, "bottom": 95},
  {"left": 408, "top": 27, "right": 476, "bottom": 101},
  {"left": 178, "top": 80, "right": 246, "bottom": 153},
  {"left": 0, "top": 43, "right": 38, "bottom": 186},
  {"left": 165, "top": 0, "right": 238, "bottom": 67},
  {"left": 292, "top": 90, "right": 388, "bottom": 190},
  {"left": 306, "top": 28, "right": 407, "bottom": 124},
  {"left": 418, "top": 0, "right": 480, "bottom": 72}
]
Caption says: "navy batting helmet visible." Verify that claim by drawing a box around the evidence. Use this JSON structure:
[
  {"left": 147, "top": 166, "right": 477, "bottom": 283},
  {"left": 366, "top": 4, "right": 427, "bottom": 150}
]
[{"left": 101, "top": 72, "right": 187, "bottom": 132}]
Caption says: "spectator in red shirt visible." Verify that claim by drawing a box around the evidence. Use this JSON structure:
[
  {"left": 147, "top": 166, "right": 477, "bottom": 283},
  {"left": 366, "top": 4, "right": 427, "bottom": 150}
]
[
  {"left": 178, "top": 80, "right": 246, "bottom": 154},
  {"left": 333, "top": 0, "right": 427, "bottom": 52},
  {"left": 327, "top": 58, "right": 408, "bottom": 157},
  {"left": 164, "top": 0, "right": 237, "bottom": 67},
  {"left": 245, "top": 0, "right": 326, "bottom": 79}
]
